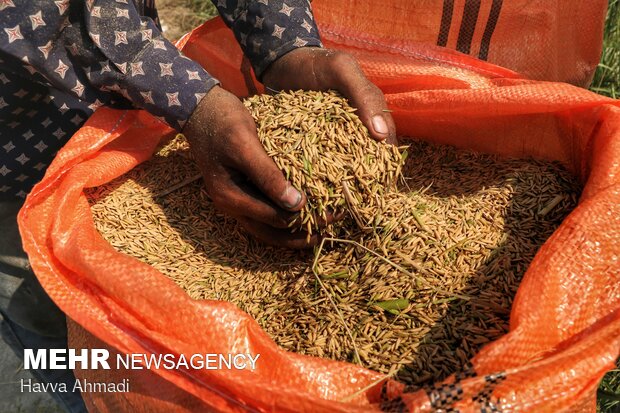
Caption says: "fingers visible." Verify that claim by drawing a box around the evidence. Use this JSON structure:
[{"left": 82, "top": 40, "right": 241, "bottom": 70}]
[
  {"left": 229, "top": 126, "right": 307, "bottom": 212},
  {"left": 351, "top": 84, "right": 397, "bottom": 145},
  {"left": 209, "top": 171, "right": 343, "bottom": 231},
  {"left": 210, "top": 175, "right": 299, "bottom": 228},
  {"left": 289, "top": 209, "right": 344, "bottom": 229},
  {"left": 324, "top": 53, "right": 397, "bottom": 144},
  {"left": 208, "top": 171, "right": 339, "bottom": 246},
  {"left": 263, "top": 48, "right": 397, "bottom": 143},
  {"left": 236, "top": 216, "right": 320, "bottom": 249},
  {"left": 263, "top": 48, "right": 396, "bottom": 143}
]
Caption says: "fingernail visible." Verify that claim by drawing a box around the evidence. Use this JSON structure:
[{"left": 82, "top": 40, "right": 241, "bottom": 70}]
[
  {"left": 281, "top": 185, "right": 302, "bottom": 209},
  {"left": 372, "top": 115, "right": 389, "bottom": 135}
]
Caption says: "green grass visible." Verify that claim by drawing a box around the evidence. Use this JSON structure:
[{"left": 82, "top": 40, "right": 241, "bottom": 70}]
[
  {"left": 188, "top": 0, "right": 217, "bottom": 21},
  {"left": 600, "top": 366, "right": 620, "bottom": 412},
  {"left": 592, "top": 0, "right": 620, "bottom": 98}
]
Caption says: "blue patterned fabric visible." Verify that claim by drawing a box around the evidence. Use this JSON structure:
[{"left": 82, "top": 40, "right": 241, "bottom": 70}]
[{"left": 0, "top": 0, "right": 321, "bottom": 199}]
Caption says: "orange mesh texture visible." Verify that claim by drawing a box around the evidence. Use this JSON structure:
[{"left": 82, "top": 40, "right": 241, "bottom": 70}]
[
  {"left": 307, "top": 0, "right": 608, "bottom": 87},
  {"left": 18, "top": 4, "right": 619, "bottom": 412}
]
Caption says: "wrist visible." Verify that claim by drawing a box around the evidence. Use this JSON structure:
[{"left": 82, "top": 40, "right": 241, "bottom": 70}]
[
  {"left": 262, "top": 47, "right": 323, "bottom": 90},
  {"left": 182, "top": 85, "right": 223, "bottom": 136}
]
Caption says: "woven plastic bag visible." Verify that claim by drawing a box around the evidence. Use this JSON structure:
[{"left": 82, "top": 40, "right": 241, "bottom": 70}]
[
  {"left": 18, "top": 1, "right": 620, "bottom": 412},
  {"left": 306, "top": 0, "right": 609, "bottom": 87}
]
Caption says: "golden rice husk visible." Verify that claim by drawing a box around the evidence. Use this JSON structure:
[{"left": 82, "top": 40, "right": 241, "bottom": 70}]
[{"left": 87, "top": 91, "right": 580, "bottom": 388}]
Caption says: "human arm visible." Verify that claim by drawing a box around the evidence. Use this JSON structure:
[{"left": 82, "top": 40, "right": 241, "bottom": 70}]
[
  {"left": 0, "top": 0, "right": 217, "bottom": 130},
  {"left": 185, "top": 1, "right": 396, "bottom": 247}
]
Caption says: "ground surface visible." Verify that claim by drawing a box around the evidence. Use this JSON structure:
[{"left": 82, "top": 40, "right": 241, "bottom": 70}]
[
  {"left": 0, "top": 316, "right": 62, "bottom": 413},
  {"left": 157, "top": 0, "right": 217, "bottom": 42}
]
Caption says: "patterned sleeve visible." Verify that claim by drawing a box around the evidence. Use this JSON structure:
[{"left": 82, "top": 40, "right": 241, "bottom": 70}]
[
  {"left": 212, "top": 0, "right": 323, "bottom": 79},
  {"left": 85, "top": 0, "right": 218, "bottom": 130},
  {"left": 0, "top": 0, "right": 218, "bottom": 131}
]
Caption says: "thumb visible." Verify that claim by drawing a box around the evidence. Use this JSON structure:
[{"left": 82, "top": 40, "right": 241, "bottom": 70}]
[
  {"left": 321, "top": 52, "right": 397, "bottom": 144},
  {"left": 235, "top": 136, "right": 306, "bottom": 211},
  {"left": 341, "top": 81, "right": 397, "bottom": 145}
]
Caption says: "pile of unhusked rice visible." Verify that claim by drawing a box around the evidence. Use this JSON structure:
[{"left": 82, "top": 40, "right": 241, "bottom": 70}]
[
  {"left": 87, "top": 91, "right": 580, "bottom": 388},
  {"left": 244, "top": 91, "right": 405, "bottom": 237}
]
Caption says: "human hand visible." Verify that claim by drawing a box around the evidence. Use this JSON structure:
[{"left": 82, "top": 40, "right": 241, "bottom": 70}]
[
  {"left": 262, "top": 47, "right": 397, "bottom": 144},
  {"left": 183, "top": 85, "right": 328, "bottom": 248}
]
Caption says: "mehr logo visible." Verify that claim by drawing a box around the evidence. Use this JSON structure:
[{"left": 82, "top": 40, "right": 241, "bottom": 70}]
[
  {"left": 24, "top": 349, "right": 111, "bottom": 370},
  {"left": 23, "top": 349, "right": 261, "bottom": 370}
]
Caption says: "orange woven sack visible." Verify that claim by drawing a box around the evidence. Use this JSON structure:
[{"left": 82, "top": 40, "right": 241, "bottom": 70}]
[
  {"left": 19, "top": 2, "right": 620, "bottom": 412},
  {"left": 308, "top": 0, "right": 609, "bottom": 87}
]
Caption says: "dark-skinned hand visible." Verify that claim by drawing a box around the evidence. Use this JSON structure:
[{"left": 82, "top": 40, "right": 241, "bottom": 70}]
[
  {"left": 263, "top": 47, "right": 397, "bottom": 144},
  {"left": 183, "top": 47, "right": 396, "bottom": 249}
]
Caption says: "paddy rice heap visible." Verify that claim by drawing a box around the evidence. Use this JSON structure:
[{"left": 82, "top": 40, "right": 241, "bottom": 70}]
[
  {"left": 244, "top": 91, "right": 404, "bottom": 237},
  {"left": 87, "top": 91, "right": 581, "bottom": 388}
]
